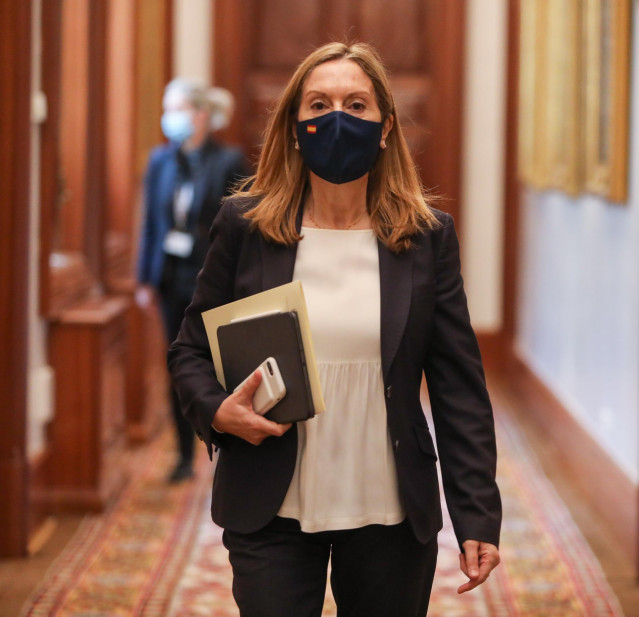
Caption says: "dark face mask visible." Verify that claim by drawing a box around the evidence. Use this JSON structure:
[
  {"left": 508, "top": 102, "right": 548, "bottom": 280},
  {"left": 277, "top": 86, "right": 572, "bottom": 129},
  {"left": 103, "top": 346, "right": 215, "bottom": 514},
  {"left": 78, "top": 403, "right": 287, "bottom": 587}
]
[{"left": 296, "top": 111, "right": 384, "bottom": 184}]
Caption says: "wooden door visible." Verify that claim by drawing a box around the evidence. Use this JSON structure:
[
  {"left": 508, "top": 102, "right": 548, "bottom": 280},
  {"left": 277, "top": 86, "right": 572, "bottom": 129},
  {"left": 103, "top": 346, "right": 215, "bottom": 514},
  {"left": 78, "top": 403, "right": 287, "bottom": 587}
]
[{"left": 214, "top": 0, "right": 466, "bottom": 226}]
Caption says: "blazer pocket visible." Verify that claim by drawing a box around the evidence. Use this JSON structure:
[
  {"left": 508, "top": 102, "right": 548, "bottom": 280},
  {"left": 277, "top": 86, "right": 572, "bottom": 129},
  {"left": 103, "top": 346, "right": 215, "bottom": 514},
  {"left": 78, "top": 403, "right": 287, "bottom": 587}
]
[{"left": 413, "top": 423, "right": 438, "bottom": 460}]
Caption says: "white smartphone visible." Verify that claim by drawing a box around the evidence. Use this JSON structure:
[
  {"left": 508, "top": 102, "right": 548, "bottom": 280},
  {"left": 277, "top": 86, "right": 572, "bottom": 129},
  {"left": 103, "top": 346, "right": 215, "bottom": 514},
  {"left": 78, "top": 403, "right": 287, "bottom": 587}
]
[{"left": 233, "top": 357, "right": 286, "bottom": 415}]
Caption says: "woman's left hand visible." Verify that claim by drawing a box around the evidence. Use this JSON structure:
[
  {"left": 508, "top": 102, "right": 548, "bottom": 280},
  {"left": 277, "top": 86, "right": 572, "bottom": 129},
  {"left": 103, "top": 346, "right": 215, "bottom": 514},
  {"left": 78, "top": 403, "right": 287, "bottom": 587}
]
[{"left": 457, "top": 540, "right": 500, "bottom": 593}]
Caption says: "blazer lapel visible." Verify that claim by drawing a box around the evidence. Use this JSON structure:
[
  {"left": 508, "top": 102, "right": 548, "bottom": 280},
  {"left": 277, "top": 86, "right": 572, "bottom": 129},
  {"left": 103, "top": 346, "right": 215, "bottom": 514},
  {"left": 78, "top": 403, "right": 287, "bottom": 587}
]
[
  {"left": 379, "top": 241, "right": 414, "bottom": 380},
  {"left": 259, "top": 205, "right": 304, "bottom": 290}
]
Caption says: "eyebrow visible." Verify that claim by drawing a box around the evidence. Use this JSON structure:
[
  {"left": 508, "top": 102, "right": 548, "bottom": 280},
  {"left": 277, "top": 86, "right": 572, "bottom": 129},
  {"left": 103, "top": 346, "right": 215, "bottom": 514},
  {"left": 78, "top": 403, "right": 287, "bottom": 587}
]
[{"left": 303, "top": 90, "right": 373, "bottom": 99}]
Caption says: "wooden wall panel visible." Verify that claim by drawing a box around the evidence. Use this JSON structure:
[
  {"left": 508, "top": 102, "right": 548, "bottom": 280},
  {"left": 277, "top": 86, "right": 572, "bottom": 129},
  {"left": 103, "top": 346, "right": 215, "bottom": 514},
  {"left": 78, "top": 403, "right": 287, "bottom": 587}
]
[
  {"left": 34, "top": 0, "right": 171, "bottom": 527},
  {"left": 214, "top": 0, "right": 251, "bottom": 149},
  {"left": 320, "top": 0, "right": 356, "bottom": 39},
  {"left": 40, "top": 0, "right": 106, "bottom": 318},
  {"left": 104, "top": 0, "right": 139, "bottom": 292},
  {"left": 356, "top": 0, "right": 424, "bottom": 69},
  {"left": 86, "top": 0, "right": 108, "bottom": 280},
  {"left": 0, "top": 0, "right": 32, "bottom": 557},
  {"left": 214, "top": 0, "right": 465, "bottom": 226},
  {"left": 135, "top": 0, "right": 169, "bottom": 178},
  {"left": 126, "top": 301, "right": 169, "bottom": 443},
  {"left": 254, "top": 0, "right": 321, "bottom": 67},
  {"left": 421, "top": 0, "right": 466, "bottom": 231},
  {"left": 124, "top": 0, "right": 173, "bottom": 443},
  {"left": 58, "top": 0, "right": 90, "bottom": 253},
  {"left": 106, "top": 0, "right": 138, "bottom": 238},
  {"left": 40, "top": 298, "right": 129, "bottom": 511}
]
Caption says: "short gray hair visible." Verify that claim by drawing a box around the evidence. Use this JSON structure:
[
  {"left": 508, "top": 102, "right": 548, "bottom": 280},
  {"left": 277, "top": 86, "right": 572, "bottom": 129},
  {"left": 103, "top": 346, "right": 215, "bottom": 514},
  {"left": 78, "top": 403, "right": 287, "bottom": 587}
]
[{"left": 163, "top": 78, "right": 211, "bottom": 111}]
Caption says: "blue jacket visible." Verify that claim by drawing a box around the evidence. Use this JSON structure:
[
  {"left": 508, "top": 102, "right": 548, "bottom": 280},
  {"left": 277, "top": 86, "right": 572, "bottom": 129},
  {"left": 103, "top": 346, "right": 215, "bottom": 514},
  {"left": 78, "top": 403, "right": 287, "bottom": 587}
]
[{"left": 137, "top": 138, "right": 248, "bottom": 289}]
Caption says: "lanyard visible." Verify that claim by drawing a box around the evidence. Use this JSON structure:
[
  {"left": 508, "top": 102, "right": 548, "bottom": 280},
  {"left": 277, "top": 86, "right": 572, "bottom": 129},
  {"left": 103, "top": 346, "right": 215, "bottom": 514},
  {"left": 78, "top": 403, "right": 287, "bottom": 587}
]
[{"left": 173, "top": 182, "right": 194, "bottom": 230}]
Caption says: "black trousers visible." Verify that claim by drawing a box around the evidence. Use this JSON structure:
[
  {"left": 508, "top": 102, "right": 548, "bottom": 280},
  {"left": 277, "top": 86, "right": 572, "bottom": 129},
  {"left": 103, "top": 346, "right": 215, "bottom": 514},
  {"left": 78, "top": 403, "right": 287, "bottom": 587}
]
[
  {"left": 222, "top": 517, "right": 438, "bottom": 617},
  {"left": 158, "top": 258, "right": 198, "bottom": 466}
]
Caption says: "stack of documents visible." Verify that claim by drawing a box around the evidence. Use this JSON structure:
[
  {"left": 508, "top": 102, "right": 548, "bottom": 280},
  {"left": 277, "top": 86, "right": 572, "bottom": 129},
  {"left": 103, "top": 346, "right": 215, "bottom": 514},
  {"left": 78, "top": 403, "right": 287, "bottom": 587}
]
[{"left": 201, "top": 281, "right": 325, "bottom": 422}]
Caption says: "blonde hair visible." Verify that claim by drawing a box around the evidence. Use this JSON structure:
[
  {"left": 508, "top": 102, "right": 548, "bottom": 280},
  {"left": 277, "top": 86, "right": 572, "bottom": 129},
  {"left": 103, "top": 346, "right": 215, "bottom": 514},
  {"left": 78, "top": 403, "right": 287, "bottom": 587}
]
[{"left": 237, "top": 42, "right": 440, "bottom": 252}]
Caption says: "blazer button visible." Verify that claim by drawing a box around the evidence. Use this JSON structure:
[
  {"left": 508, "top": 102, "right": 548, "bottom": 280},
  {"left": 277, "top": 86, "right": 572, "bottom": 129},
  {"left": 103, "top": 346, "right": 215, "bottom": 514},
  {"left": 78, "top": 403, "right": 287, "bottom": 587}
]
[{"left": 385, "top": 385, "right": 392, "bottom": 399}]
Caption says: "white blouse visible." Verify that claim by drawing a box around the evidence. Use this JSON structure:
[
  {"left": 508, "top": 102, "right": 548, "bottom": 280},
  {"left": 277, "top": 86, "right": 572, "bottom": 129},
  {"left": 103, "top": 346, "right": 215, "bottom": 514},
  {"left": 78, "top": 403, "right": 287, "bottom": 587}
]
[{"left": 277, "top": 226, "right": 405, "bottom": 532}]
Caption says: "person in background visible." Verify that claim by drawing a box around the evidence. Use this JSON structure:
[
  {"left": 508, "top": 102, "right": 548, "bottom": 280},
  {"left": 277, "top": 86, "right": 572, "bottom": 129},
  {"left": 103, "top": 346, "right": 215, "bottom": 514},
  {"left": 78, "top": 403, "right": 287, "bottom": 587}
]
[{"left": 137, "top": 78, "right": 248, "bottom": 483}]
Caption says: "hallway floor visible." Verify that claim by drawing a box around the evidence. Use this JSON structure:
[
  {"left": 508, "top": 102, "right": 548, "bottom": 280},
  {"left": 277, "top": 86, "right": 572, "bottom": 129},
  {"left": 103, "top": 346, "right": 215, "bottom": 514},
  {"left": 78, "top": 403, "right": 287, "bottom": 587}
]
[{"left": 2, "top": 368, "right": 637, "bottom": 616}]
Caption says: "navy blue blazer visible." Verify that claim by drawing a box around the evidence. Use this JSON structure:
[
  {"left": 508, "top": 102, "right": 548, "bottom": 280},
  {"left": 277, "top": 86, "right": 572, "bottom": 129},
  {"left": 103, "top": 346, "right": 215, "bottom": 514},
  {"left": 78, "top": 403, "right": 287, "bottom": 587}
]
[
  {"left": 137, "top": 137, "right": 247, "bottom": 289},
  {"left": 167, "top": 195, "right": 502, "bottom": 550}
]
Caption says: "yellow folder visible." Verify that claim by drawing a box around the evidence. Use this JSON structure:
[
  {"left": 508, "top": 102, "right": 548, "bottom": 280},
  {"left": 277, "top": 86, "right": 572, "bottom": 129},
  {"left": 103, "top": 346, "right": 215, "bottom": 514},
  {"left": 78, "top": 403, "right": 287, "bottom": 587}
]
[{"left": 201, "top": 281, "right": 325, "bottom": 415}]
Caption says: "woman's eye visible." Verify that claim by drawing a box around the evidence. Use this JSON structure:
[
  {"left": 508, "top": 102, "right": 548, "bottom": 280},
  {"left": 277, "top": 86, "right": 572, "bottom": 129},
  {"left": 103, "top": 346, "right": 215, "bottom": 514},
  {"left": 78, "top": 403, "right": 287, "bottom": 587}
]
[
  {"left": 350, "top": 101, "right": 365, "bottom": 111},
  {"left": 310, "top": 101, "right": 326, "bottom": 111}
]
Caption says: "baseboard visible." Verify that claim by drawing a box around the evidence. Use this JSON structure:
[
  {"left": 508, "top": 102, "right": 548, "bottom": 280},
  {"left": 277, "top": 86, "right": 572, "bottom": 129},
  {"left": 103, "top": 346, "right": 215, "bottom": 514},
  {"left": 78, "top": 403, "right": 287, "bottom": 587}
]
[
  {"left": 0, "top": 457, "right": 28, "bottom": 556},
  {"left": 476, "top": 331, "right": 508, "bottom": 371},
  {"left": 504, "top": 349, "right": 637, "bottom": 566},
  {"left": 28, "top": 448, "right": 50, "bottom": 538}
]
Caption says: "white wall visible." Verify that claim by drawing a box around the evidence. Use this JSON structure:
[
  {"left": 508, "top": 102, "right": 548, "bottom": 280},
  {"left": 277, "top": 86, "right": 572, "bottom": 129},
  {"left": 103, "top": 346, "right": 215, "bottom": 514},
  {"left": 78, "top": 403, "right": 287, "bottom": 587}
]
[
  {"left": 173, "top": 0, "right": 212, "bottom": 82},
  {"left": 461, "top": 0, "right": 507, "bottom": 332},
  {"left": 516, "top": 11, "right": 639, "bottom": 483}
]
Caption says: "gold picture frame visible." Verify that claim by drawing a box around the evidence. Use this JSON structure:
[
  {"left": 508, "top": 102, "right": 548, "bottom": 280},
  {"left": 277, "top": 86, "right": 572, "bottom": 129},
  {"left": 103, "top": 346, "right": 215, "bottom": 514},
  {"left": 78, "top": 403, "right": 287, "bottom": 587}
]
[
  {"left": 518, "top": 0, "right": 582, "bottom": 193},
  {"left": 517, "top": 0, "right": 631, "bottom": 202},
  {"left": 583, "top": 0, "right": 631, "bottom": 202},
  {"left": 518, "top": 0, "right": 547, "bottom": 188},
  {"left": 544, "top": 0, "right": 583, "bottom": 195}
]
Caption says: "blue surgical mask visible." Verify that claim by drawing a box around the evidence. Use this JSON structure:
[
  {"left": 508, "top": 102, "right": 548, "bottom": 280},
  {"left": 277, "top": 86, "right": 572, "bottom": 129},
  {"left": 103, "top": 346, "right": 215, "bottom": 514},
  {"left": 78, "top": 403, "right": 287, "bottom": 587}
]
[
  {"left": 296, "top": 111, "right": 384, "bottom": 184},
  {"left": 161, "top": 110, "right": 194, "bottom": 143}
]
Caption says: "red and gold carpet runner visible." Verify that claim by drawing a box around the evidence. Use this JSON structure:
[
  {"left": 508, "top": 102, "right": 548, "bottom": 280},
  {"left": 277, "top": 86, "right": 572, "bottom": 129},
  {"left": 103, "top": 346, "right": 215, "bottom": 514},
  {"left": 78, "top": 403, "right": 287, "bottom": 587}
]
[{"left": 22, "top": 411, "right": 625, "bottom": 616}]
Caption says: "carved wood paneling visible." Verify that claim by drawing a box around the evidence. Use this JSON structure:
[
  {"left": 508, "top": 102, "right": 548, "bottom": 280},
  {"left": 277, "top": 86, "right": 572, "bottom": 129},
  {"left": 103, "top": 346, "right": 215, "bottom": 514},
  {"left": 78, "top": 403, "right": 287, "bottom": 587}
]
[
  {"left": 0, "top": 0, "right": 32, "bottom": 558},
  {"left": 32, "top": 0, "right": 172, "bottom": 535},
  {"left": 38, "top": 298, "right": 130, "bottom": 512},
  {"left": 135, "top": 0, "right": 169, "bottom": 178},
  {"left": 254, "top": 0, "right": 322, "bottom": 67},
  {"left": 214, "top": 0, "right": 465, "bottom": 225},
  {"left": 40, "top": 0, "right": 107, "bottom": 317},
  {"left": 39, "top": 0, "right": 62, "bottom": 316},
  {"left": 105, "top": 0, "right": 138, "bottom": 241},
  {"left": 86, "top": 0, "right": 108, "bottom": 279},
  {"left": 355, "top": 0, "right": 425, "bottom": 69},
  {"left": 125, "top": 300, "right": 168, "bottom": 443},
  {"left": 421, "top": 0, "right": 466, "bottom": 229},
  {"left": 58, "top": 0, "right": 90, "bottom": 253},
  {"left": 48, "top": 252, "right": 96, "bottom": 319},
  {"left": 119, "top": 0, "right": 173, "bottom": 443}
]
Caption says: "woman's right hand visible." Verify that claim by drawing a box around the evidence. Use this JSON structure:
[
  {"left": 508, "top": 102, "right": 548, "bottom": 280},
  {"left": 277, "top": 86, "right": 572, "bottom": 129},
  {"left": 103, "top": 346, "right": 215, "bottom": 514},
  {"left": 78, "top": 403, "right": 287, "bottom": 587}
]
[{"left": 212, "top": 370, "right": 292, "bottom": 445}]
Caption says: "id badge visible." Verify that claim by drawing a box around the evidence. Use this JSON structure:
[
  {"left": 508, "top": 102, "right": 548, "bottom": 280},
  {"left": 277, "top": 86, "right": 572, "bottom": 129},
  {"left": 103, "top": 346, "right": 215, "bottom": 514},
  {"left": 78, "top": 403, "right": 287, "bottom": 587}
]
[{"left": 163, "top": 230, "right": 195, "bottom": 258}]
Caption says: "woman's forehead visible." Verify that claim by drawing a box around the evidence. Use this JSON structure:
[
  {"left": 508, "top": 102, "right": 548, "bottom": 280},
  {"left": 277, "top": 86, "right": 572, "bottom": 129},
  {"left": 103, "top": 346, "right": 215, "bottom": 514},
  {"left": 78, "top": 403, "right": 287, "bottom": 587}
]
[{"left": 302, "top": 59, "right": 374, "bottom": 97}]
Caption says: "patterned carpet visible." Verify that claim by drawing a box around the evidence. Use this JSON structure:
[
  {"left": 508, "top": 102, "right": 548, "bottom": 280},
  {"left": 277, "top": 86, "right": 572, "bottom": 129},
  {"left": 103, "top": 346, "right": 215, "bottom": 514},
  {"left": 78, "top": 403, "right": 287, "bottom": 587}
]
[{"left": 22, "top": 410, "right": 625, "bottom": 616}]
